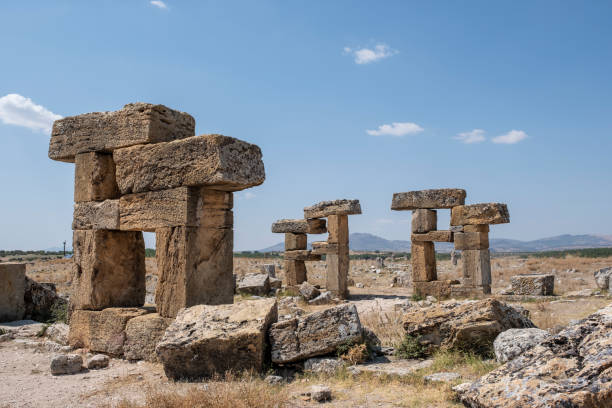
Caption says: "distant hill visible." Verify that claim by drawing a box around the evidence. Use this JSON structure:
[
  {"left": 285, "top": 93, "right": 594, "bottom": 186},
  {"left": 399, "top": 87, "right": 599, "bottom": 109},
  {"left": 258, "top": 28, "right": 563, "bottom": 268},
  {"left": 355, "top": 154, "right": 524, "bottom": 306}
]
[{"left": 259, "top": 233, "right": 612, "bottom": 253}]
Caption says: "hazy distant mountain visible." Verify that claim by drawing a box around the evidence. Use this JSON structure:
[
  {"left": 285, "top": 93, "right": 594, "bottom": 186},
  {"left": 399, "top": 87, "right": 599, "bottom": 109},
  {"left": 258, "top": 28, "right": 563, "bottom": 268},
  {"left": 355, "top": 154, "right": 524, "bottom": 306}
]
[{"left": 259, "top": 233, "right": 612, "bottom": 253}]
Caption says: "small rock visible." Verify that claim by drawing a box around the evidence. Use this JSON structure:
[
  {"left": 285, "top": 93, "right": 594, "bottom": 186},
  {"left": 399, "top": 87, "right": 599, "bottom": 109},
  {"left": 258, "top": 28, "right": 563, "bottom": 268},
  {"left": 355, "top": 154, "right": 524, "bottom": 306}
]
[
  {"left": 46, "top": 323, "right": 69, "bottom": 345},
  {"left": 309, "top": 291, "right": 333, "bottom": 305},
  {"left": 594, "top": 267, "right": 612, "bottom": 290},
  {"left": 87, "top": 354, "right": 109, "bottom": 369},
  {"left": 264, "top": 375, "right": 284, "bottom": 385},
  {"left": 424, "top": 372, "right": 461, "bottom": 384},
  {"left": 299, "top": 281, "right": 320, "bottom": 301},
  {"left": 355, "top": 283, "right": 364, "bottom": 288},
  {"left": 310, "top": 385, "right": 332, "bottom": 402},
  {"left": 425, "top": 296, "right": 437, "bottom": 303},
  {"left": 304, "top": 357, "right": 344, "bottom": 375},
  {"left": 51, "top": 354, "right": 83, "bottom": 375}
]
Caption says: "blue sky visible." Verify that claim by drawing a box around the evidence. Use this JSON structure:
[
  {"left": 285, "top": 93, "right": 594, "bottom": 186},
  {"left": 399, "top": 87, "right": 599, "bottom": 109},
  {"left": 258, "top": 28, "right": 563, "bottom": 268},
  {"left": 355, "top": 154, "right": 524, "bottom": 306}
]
[{"left": 1, "top": 1, "right": 611, "bottom": 250}]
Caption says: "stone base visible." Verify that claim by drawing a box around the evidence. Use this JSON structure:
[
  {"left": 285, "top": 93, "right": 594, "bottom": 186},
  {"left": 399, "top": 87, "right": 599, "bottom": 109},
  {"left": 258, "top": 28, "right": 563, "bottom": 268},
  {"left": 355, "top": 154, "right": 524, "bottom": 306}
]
[{"left": 413, "top": 280, "right": 454, "bottom": 299}]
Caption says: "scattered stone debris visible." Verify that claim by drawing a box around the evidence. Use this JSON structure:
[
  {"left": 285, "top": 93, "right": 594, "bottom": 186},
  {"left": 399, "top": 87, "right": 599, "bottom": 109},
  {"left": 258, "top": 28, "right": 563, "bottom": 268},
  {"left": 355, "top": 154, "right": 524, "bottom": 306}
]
[
  {"left": 50, "top": 354, "right": 83, "bottom": 375},
  {"left": 87, "top": 354, "right": 110, "bottom": 369},
  {"left": 349, "top": 357, "right": 433, "bottom": 378},
  {"left": 493, "top": 328, "right": 551, "bottom": 363},
  {"left": 304, "top": 357, "right": 345, "bottom": 375}
]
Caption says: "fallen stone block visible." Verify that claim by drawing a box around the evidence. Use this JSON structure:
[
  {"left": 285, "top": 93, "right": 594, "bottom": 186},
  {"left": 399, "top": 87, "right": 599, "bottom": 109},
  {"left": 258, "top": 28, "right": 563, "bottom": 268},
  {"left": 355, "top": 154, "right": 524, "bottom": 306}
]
[
  {"left": 458, "top": 304, "right": 612, "bottom": 407},
  {"left": 0, "top": 263, "right": 26, "bottom": 322},
  {"left": 269, "top": 304, "right": 362, "bottom": 364},
  {"left": 510, "top": 274, "right": 554, "bottom": 296},
  {"left": 49, "top": 103, "right": 195, "bottom": 162},
  {"left": 68, "top": 307, "right": 150, "bottom": 356},
  {"left": 411, "top": 241, "right": 436, "bottom": 282},
  {"left": 72, "top": 200, "right": 120, "bottom": 230},
  {"left": 259, "top": 264, "right": 276, "bottom": 278},
  {"left": 411, "top": 209, "right": 437, "bottom": 233},
  {"left": 51, "top": 354, "right": 83, "bottom": 375},
  {"left": 285, "top": 233, "right": 307, "bottom": 251},
  {"left": 493, "top": 328, "right": 551, "bottom": 363},
  {"left": 594, "top": 266, "right": 612, "bottom": 290},
  {"left": 413, "top": 280, "right": 453, "bottom": 299},
  {"left": 454, "top": 231, "right": 489, "bottom": 250},
  {"left": 71, "top": 230, "right": 146, "bottom": 310},
  {"left": 411, "top": 230, "right": 453, "bottom": 242},
  {"left": 87, "top": 354, "right": 110, "bottom": 369},
  {"left": 124, "top": 313, "right": 172, "bottom": 362},
  {"left": 299, "top": 281, "right": 320, "bottom": 301},
  {"left": 402, "top": 299, "right": 535, "bottom": 355},
  {"left": 303, "top": 199, "right": 361, "bottom": 219},
  {"left": 119, "top": 187, "right": 232, "bottom": 232},
  {"left": 391, "top": 189, "right": 466, "bottom": 210},
  {"left": 156, "top": 298, "right": 277, "bottom": 379},
  {"left": 308, "top": 291, "right": 334, "bottom": 305},
  {"left": 46, "top": 322, "right": 69, "bottom": 345},
  {"left": 74, "top": 152, "right": 120, "bottom": 202},
  {"left": 237, "top": 273, "right": 270, "bottom": 296},
  {"left": 451, "top": 203, "right": 510, "bottom": 226},
  {"left": 113, "top": 134, "right": 265, "bottom": 194},
  {"left": 24, "top": 278, "right": 67, "bottom": 322}
]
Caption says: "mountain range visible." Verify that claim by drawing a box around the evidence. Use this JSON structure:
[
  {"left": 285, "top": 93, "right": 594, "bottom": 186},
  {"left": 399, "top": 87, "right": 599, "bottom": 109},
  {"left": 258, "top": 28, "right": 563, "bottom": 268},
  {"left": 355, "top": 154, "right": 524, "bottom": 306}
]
[{"left": 259, "top": 233, "right": 612, "bottom": 253}]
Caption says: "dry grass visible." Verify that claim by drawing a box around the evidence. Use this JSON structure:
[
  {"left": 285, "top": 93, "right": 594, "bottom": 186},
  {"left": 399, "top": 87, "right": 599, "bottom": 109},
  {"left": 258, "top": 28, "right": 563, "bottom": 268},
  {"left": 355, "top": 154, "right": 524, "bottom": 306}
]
[
  {"left": 358, "top": 304, "right": 405, "bottom": 347},
  {"left": 517, "top": 298, "right": 611, "bottom": 330}
]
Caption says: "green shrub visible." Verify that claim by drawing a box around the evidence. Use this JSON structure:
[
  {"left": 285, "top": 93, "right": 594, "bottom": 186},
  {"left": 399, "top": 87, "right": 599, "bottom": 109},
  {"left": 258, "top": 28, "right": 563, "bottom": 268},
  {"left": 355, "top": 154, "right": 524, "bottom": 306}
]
[{"left": 395, "top": 335, "right": 427, "bottom": 359}]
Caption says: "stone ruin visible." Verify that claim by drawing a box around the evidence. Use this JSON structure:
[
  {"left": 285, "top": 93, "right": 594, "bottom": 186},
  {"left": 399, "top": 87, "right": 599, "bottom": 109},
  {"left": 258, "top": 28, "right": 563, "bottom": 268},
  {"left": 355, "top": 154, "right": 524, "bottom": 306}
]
[
  {"left": 391, "top": 189, "right": 509, "bottom": 298},
  {"left": 271, "top": 199, "right": 361, "bottom": 298},
  {"left": 47, "top": 103, "right": 264, "bottom": 355}
]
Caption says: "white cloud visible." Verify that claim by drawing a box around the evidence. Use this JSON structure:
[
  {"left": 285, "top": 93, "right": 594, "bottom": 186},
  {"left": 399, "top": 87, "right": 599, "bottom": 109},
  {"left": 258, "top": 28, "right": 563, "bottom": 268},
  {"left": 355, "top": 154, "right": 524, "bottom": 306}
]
[
  {"left": 492, "top": 130, "right": 528, "bottom": 144},
  {"left": 366, "top": 122, "right": 424, "bottom": 137},
  {"left": 150, "top": 1, "right": 168, "bottom": 9},
  {"left": 0, "top": 94, "right": 62, "bottom": 134},
  {"left": 344, "top": 44, "right": 397, "bottom": 64},
  {"left": 454, "top": 129, "right": 486, "bottom": 144}
]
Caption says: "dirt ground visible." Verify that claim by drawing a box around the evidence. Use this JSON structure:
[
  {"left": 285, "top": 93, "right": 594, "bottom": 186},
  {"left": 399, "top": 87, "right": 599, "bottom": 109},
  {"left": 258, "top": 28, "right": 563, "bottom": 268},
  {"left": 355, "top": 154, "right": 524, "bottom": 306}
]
[{"left": 1, "top": 255, "right": 610, "bottom": 407}]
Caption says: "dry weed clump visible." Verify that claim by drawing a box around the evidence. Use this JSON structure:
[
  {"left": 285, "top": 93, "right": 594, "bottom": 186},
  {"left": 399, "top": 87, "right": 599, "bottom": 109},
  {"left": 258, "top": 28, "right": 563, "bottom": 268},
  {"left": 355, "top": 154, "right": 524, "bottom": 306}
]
[
  {"left": 359, "top": 305, "right": 405, "bottom": 347},
  {"left": 105, "top": 373, "right": 288, "bottom": 408}
]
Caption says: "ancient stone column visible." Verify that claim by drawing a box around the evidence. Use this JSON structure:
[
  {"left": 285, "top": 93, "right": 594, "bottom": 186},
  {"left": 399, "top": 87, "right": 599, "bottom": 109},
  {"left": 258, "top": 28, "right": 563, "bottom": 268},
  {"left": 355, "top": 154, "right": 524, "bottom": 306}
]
[{"left": 0, "top": 263, "right": 26, "bottom": 322}]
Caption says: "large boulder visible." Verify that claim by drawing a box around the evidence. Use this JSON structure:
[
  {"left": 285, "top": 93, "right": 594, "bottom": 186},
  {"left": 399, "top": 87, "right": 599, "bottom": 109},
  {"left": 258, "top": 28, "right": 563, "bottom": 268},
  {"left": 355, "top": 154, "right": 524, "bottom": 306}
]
[
  {"left": 402, "top": 299, "right": 534, "bottom": 355},
  {"left": 493, "top": 328, "right": 551, "bottom": 363},
  {"left": 458, "top": 303, "right": 612, "bottom": 407},
  {"left": 50, "top": 354, "right": 83, "bottom": 375},
  {"left": 269, "top": 304, "right": 362, "bottom": 364},
  {"left": 156, "top": 298, "right": 277, "bottom": 379},
  {"left": 594, "top": 267, "right": 612, "bottom": 290}
]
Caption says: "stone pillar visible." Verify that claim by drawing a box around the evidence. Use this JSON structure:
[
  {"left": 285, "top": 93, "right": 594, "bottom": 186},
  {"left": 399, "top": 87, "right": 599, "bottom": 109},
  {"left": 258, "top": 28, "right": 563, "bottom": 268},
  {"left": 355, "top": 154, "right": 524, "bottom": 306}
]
[
  {"left": 71, "top": 230, "right": 146, "bottom": 310},
  {"left": 411, "top": 241, "right": 437, "bottom": 282},
  {"left": 283, "top": 232, "right": 308, "bottom": 287},
  {"left": 0, "top": 263, "right": 26, "bottom": 322},
  {"left": 326, "top": 215, "right": 349, "bottom": 298},
  {"left": 155, "top": 189, "right": 234, "bottom": 318},
  {"left": 462, "top": 249, "right": 492, "bottom": 294}
]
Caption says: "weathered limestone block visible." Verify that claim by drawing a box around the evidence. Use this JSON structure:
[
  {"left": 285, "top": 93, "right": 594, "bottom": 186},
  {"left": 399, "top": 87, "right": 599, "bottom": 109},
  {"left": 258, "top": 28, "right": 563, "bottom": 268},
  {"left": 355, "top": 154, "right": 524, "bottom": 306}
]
[
  {"left": 285, "top": 233, "right": 307, "bottom": 250},
  {"left": 304, "top": 199, "right": 361, "bottom": 219},
  {"left": 493, "top": 328, "right": 551, "bottom": 363},
  {"left": 412, "top": 209, "right": 437, "bottom": 233},
  {"left": 68, "top": 307, "right": 150, "bottom": 356},
  {"left": 464, "top": 225, "right": 489, "bottom": 233},
  {"left": 156, "top": 299, "right": 277, "bottom": 379},
  {"left": 594, "top": 267, "right": 612, "bottom": 290},
  {"left": 454, "top": 231, "right": 489, "bottom": 250},
  {"left": 311, "top": 241, "right": 339, "bottom": 254},
  {"left": 299, "top": 281, "right": 320, "bottom": 301},
  {"left": 71, "top": 230, "right": 146, "bottom": 310},
  {"left": 236, "top": 273, "right": 270, "bottom": 296},
  {"left": 403, "top": 299, "right": 535, "bottom": 354},
  {"left": 272, "top": 219, "right": 326, "bottom": 234},
  {"left": 451, "top": 203, "right": 510, "bottom": 226},
  {"left": 113, "top": 134, "right": 265, "bottom": 194},
  {"left": 51, "top": 354, "right": 83, "bottom": 375},
  {"left": 124, "top": 313, "right": 173, "bottom": 362},
  {"left": 24, "top": 278, "right": 67, "bottom": 322},
  {"left": 119, "top": 187, "right": 232, "bottom": 232},
  {"left": 326, "top": 215, "right": 349, "bottom": 298},
  {"left": 284, "top": 250, "right": 321, "bottom": 261},
  {"left": 155, "top": 225, "right": 233, "bottom": 318},
  {"left": 72, "top": 200, "right": 119, "bottom": 230},
  {"left": 458, "top": 304, "right": 612, "bottom": 407},
  {"left": 284, "top": 260, "right": 307, "bottom": 287},
  {"left": 49, "top": 103, "right": 195, "bottom": 162},
  {"left": 307, "top": 219, "right": 327, "bottom": 234},
  {"left": 0, "top": 263, "right": 26, "bottom": 322},
  {"left": 411, "top": 241, "right": 436, "bottom": 282},
  {"left": 510, "top": 274, "right": 555, "bottom": 296},
  {"left": 269, "top": 304, "right": 362, "bottom": 363},
  {"left": 411, "top": 231, "right": 453, "bottom": 242},
  {"left": 391, "top": 189, "right": 466, "bottom": 210},
  {"left": 74, "top": 152, "right": 119, "bottom": 202},
  {"left": 327, "top": 214, "right": 349, "bottom": 245},
  {"left": 462, "top": 249, "right": 492, "bottom": 289},
  {"left": 413, "top": 280, "right": 453, "bottom": 299}
]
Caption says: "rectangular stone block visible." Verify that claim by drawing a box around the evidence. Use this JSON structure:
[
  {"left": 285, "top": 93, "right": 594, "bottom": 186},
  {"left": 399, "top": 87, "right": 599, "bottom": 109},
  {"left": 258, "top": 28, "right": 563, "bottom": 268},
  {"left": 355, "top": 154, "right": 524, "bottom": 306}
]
[
  {"left": 113, "top": 134, "right": 265, "bottom": 194},
  {"left": 284, "top": 260, "right": 307, "bottom": 287},
  {"left": 411, "top": 230, "right": 453, "bottom": 242},
  {"left": 307, "top": 218, "right": 327, "bottom": 234},
  {"left": 326, "top": 215, "right": 349, "bottom": 298},
  {"left": 49, "top": 103, "right": 195, "bottom": 162},
  {"left": 74, "top": 152, "right": 119, "bottom": 202},
  {"left": 510, "top": 274, "right": 555, "bottom": 296},
  {"left": 72, "top": 200, "right": 120, "bottom": 230},
  {"left": 68, "top": 307, "right": 150, "bottom": 356},
  {"left": 451, "top": 203, "right": 510, "bottom": 226},
  {"left": 71, "top": 230, "right": 146, "bottom": 310},
  {"left": 391, "top": 189, "right": 466, "bottom": 210},
  {"left": 155, "top": 225, "right": 234, "bottom": 318},
  {"left": 304, "top": 199, "right": 361, "bottom": 219},
  {"left": 411, "top": 241, "right": 436, "bottom": 282},
  {"left": 413, "top": 280, "right": 452, "bottom": 299},
  {"left": 462, "top": 249, "right": 492, "bottom": 287},
  {"left": 272, "top": 219, "right": 327, "bottom": 234},
  {"left": 285, "top": 233, "right": 307, "bottom": 251},
  {"left": 124, "top": 313, "right": 173, "bottom": 362},
  {"left": 284, "top": 250, "right": 321, "bottom": 261},
  {"left": 311, "top": 241, "right": 339, "bottom": 254},
  {"left": 327, "top": 214, "right": 349, "bottom": 245},
  {"left": 412, "top": 209, "right": 437, "bottom": 233},
  {"left": 119, "top": 187, "right": 232, "bottom": 232},
  {"left": 0, "top": 263, "right": 26, "bottom": 322},
  {"left": 464, "top": 224, "right": 489, "bottom": 233},
  {"left": 454, "top": 231, "right": 489, "bottom": 250}
]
